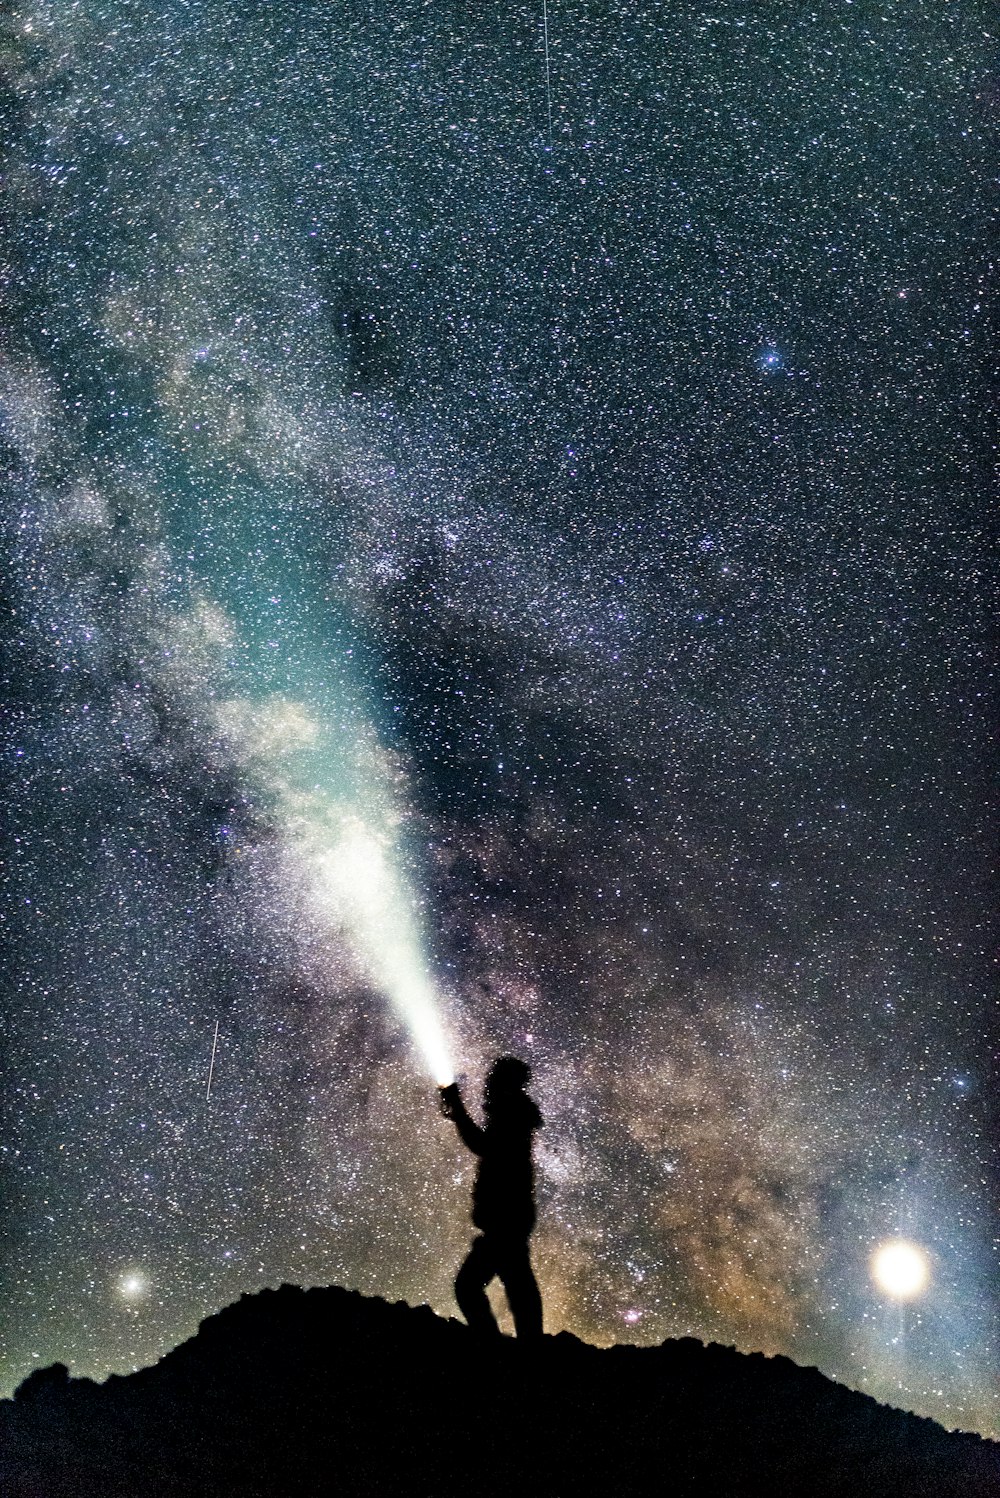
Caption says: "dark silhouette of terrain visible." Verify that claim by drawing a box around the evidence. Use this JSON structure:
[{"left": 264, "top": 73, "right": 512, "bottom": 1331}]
[{"left": 2, "top": 1286, "right": 996, "bottom": 1497}]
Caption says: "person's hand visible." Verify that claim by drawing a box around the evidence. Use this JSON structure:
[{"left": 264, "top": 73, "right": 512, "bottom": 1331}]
[{"left": 438, "top": 1082, "right": 460, "bottom": 1118}]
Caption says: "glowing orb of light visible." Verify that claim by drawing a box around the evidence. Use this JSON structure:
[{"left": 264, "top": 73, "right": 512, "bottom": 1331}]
[
  {"left": 870, "top": 1240, "right": 930, "bottom": 1300},
  {"left": 118, "top": 1272, "right": 148, "bottom": 1301}
]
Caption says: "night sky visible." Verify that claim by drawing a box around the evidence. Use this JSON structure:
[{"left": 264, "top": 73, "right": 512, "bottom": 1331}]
[{"left": 2, "top": 0, "right": 996, "bottom": 1437}]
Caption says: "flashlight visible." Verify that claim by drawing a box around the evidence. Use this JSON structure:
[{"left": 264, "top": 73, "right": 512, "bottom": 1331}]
[{"left": 438, "top": 1081, "right": 461, "bottom": 1118}]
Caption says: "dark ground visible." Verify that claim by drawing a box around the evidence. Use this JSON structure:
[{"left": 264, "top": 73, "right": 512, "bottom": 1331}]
[{"left": 2, "top": 1285, "right": 997, "bottom": 1497}]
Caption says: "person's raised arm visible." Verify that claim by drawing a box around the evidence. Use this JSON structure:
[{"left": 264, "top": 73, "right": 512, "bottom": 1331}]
[{"left": 438, "top": 1083, "right": 486, "bottom": 1155}]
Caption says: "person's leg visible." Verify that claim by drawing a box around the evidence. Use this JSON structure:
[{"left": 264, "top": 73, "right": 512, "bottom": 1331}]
[
  {"left": 497, "top": 1239, "right": 543, "bottom": 1341},
  {"left": 455, "top": 1235, "right": 502, "bottom": 1336}
]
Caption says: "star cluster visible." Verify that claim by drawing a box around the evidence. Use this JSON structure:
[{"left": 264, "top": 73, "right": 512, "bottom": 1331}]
[{"left": 1, "top": 0, "right": 995, "bottom": 1437}]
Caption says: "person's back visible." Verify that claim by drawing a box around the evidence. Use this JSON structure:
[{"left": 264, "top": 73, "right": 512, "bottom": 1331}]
[
  {"left": 440, "top": 1057, "right": 544, "bottom": 1338},
  {"left": 471, "top": 1085, "right": 542, "bottom": 1238}
]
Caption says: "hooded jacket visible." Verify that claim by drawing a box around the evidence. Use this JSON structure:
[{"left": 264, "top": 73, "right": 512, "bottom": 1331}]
[{"left": 449, "top": 1087, "right": 543, "bottom": 1238}]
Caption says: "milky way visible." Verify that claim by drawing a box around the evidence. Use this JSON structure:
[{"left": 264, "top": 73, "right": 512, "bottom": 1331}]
[{"left": 1, "top": 0, "right": 995, "bottom": 1435}]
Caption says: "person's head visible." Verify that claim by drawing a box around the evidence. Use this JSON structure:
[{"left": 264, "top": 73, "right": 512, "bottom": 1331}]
[{"left": 483, "top": 1055, "right": 531, "bottom": 1113}]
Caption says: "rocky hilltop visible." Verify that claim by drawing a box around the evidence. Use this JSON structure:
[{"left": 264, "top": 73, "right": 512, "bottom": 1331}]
[{"left": 2, "top": 1284, "right": 996, "bottom": 1497}]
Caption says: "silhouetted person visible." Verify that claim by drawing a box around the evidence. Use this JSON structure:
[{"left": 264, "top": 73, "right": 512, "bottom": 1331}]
[{"left": 439, "top": 1056, "right": 544, "bottom": 1340}]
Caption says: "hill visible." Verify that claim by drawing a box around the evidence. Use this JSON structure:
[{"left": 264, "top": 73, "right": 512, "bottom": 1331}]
[{"left": 2, "top": 1284, "right": 996, "bottom": 1496}]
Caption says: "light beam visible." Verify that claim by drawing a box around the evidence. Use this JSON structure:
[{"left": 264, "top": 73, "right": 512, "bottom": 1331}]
[
  {"left": 215, "top": 690, "right": 455, "bottom": 1087},
  {"left": 314, "top": 817, "right": 454, "bottom": 1085}
]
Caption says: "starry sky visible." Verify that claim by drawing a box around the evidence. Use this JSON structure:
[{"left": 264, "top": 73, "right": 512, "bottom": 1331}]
[{"left": 1, "top": 0, "right": 996, "bottom": 1437}]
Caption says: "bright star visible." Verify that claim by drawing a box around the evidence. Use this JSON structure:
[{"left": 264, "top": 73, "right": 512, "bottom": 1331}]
[{"left": 871, "top": 1240, "right": 930, "bottom": 1300}]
